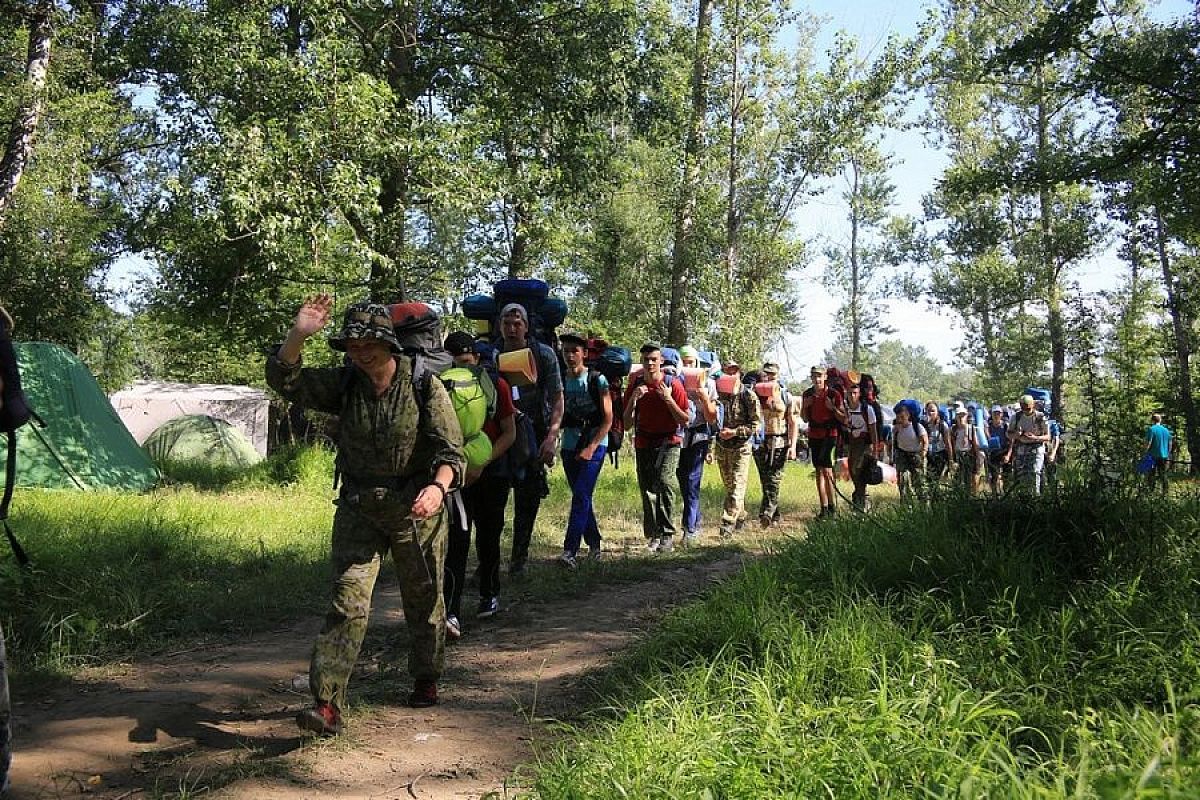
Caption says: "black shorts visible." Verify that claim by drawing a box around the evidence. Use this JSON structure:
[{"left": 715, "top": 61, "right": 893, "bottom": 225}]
[{"left": 810, "top": 437, "right": 836, "bottom": 468}]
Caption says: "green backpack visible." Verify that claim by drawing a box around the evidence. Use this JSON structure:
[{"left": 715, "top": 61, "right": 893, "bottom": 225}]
[{"left": 440, "top": 365, "right": 498, "bottom": 440}]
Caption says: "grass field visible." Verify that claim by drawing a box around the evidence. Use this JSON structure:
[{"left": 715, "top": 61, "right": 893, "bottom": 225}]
[
  {"left": 528, "top": 479, "right": 1200, "bottom": 797},
  {"left": 0, "top": 444, "right": 833, "bottom": 678}
]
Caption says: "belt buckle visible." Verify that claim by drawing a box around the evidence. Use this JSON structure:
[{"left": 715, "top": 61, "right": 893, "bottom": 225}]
[{"left": 371, "top": 487, "right": 389, "bottom": 501}]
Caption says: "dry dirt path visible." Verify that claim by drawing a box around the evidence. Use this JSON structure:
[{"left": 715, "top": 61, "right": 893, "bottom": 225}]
[{"left": 9, "top": 549, "right": 754, "bottom": 799}]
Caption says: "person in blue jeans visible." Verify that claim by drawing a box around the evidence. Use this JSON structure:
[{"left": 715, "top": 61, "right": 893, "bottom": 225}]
[
  {"left": 558, "top": 333, "right": 613, "bottom": 568},
  {"left": 677, "top": 345, "right": 720, "bottom": 544}
]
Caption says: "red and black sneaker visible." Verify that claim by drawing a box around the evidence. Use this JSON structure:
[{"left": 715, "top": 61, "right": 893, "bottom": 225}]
[
  {"left": 408, "top": 679, "right": 439, "bottom": 708},
  {"left": 296, "top": 701, "right": 342, "bottom": 736}
]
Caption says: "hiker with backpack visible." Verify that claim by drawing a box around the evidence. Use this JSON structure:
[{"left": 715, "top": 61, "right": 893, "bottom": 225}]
[
  {"left": 801, "top": 366, "right": 848, "bottom": 517},
  {"left": 267, "top": 296, "right": 465, "bottom": 733},
  {"left": 752, "top": 362, "right": 796, "bottom": 527},
  {"left": 440, "top": 332, "right": 516, "bottom": 637},
  {"left": 891, "top": 402, "right": 928, "bottom": 503},
  {"left": 623, "top": 342, "right": 691, "bottom": 553},
  {"left": 677, "top": 345, "right": 719, "bottom": 545},
  {"left": 714, "top": 360, "right": 761, "bottom": 539},
  {"left": 923, "top": 402, "right": 954, "bottom": 484},
  {"left": 497, "top": 303, "right": 564, "bottom": 576},
  {"left": 1003, "top": 394, "right": 1050, "bottom": 496},
  {"left": 951, "top": 406, "right": 980, "bottom": 494},
  {"left": 844, "top": 383, "right": 880, "bottom": 510},
  {"left": 557, "top": 332, "right": 613, "bottom": 567}
]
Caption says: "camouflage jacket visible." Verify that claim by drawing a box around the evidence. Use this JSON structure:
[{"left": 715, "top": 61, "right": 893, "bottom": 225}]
[
  {"left": 715, "top": 386, "right": 761, "bottom": 450},
  {"left": 266, "top": 348, "right": 465, "bottom": 489}
]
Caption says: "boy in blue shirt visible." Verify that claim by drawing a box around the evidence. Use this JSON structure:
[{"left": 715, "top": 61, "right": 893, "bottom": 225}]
[{"left": 1145, "top": 413, "right": 1172, "bottom": 494}]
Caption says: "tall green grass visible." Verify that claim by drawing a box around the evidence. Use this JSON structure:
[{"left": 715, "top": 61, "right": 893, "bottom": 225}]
[{"left": 531, "top": 483, "right": 1200, "bottom": 797}]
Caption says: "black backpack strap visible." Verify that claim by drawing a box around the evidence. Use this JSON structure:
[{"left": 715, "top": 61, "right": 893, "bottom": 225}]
[{"left": 1, "top": 433, "right": 29, "bottom": 569}]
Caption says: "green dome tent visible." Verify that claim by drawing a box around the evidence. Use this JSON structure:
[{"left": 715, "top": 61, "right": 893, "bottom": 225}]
[
  {"left": 13, "top": 343, "right": 160, "bottom": 491},
  {"left": 143, "top": 414, "right": 264, "bottom": 468}
]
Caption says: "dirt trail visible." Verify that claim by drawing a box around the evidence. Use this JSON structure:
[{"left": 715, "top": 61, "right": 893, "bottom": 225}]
[{"left": 9, "top": 552, "right": 749, "bottom": 799}]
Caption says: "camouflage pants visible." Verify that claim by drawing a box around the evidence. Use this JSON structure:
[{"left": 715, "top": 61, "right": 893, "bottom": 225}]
[
  {"left": 716, "top": 442, "right": 752, "bottom": 534},
  {"left": 754, "top": 437, "right": 788, "bottom": 521},
  {"left": 0, "top": 620, "right": 9, "bottom": 794},
  {"left": 310, "top": 492, "right": 447, "bottom": 709},
  {"left": 1013, "top": 444, "right": 1045, "bottom": 496}
]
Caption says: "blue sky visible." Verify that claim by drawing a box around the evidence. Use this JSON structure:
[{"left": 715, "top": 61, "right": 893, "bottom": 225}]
[{"left": 771, "top": 0, "right": 1196, "bottom": 376}]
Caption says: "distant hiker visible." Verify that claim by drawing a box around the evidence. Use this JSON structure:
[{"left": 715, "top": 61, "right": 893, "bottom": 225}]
[
  {"left": 985, "top": 405, "right": 1008, "bottom": 495},
  {"left": 498, "top": 303, "right": 564, "bottom": 576},
  {"left": 923, "top": 402, "right": 954, "bottom": 483},
  {"left": 714, "top": 360, "right": 761, "bottom": 539},
  {"left": 800, "top": 366, "right": 847, "bottom": 517},
  {"left": 677, "top": 345, "right": 719, "bottom": 544},
  {"left": 1144, "top": 413, "right": 1172, "bottom": 494},
  {"left": 844, "top": 383, "right": 880, "bottom": 510},
  {"left": 1003, "top": 394, "right": 1050, "bottom": 496},
  {"left": 624, "top": 343, "right": 691, "bottom": 553},
  {"left": 268, "top": 296, "right": 464, "bottom": 733},
  {"left": 891, "top": 403, "right": 928, "bottom": 503},
  {"left": 441, "top": 332, "right": 516, "bottom": 637},
  {"left": 1044, "top": 407, "right": 1062, "bottom": 490},
  {"left": 751, "top": 363, "right": 794, "bottom": 527},
  {"left": 557, "top": 332, "right": 613, "bottom": 567},
  {"left": 951, "top": 406, "right": 979, "bottom": 494}
]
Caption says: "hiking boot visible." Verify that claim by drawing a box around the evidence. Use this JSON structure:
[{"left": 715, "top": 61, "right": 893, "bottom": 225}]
[
  {"left": 718, "top": 526, "right": 733, "bottom": 541},
  {"left": 658, "top": 536, "right": 675, "bottom": 554},
  {"left": 734, "top": 516, "right": 747, "bottom": 532},
  {"left": 759, "top": 514, "right": 772, "bottom": 529},
  {"left": 587, "top": 546, "right": 603, "bottom": 561},
  {"left": 646, "top": 537, "right": 661, "bottom": 553},
  {"left": 445, "top": 614, "right": 461, "bottom": 640},
  {"left": 296, "top": 701, "right": 342, "bottom": 737},
  {"left": 557, "top": 550, "right": 578, "bottom": 570},
  {"left": 477, "top": 596, "right": 500, "bottom": 618},
  {"left": 408, "top": 679, "right": 439, "bottom": 708},
  {"left": 682, "top": 531, "right": 700, "bottom": 546}
]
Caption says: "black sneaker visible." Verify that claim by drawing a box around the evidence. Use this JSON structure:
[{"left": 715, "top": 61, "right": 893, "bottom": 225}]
[{"left": 477, "top": 596, "right": 500, "bottom": 618}]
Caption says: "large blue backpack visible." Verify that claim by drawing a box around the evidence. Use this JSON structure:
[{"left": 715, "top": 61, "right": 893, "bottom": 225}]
[{"left": 463, "top": 278, "right": 569, "bottom": 356}]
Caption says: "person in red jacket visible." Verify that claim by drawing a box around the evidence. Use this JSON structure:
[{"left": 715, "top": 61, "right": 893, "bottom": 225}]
[
  {"left": 800, "top": 366, "right": 848, "bottom": 517},
  {"left": 623, "top": 342, "right": 691, "bottom": 553}
]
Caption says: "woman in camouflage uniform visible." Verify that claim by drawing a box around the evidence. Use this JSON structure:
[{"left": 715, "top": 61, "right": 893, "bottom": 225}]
[{"left": 267, "top": 295, "right": 465, "bottom": 736}]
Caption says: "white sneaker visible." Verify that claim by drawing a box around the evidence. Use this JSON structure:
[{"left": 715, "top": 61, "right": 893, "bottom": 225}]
[
  {"left": 557, "top": 550, "right": 578, "bottom": 569},
  {"left": 445, "top": 614, "right": 462, "bottom": 640},
  {"left": 646, "top": 537, "right": 661, "bottom": 553},
  {"left": 659, "top": 536, "right": 675, "bottom": 554}
]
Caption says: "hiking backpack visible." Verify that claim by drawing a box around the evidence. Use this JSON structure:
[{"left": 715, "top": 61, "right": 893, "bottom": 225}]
[
  {"left": 0, "top": 309, "right": 35, "bottom": 567},
  {"left": 387, "top": 303, "right": 497, "bottom": 468},
  {"left": 474, "top": 341, "right": 539, "bottom": 480},
  {"left": 463, "top": 278, "right": 569, "bottom": 362},
  {"left": 585, "top": 340, "right": 632, "bottom": 466}
]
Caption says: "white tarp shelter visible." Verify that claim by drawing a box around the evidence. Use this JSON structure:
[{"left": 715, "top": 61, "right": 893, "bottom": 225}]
[{"left": 111, "top": 381, "right": 270, "bottom": 457}]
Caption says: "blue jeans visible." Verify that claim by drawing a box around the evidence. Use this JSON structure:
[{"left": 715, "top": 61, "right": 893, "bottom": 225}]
[
  {"left": 677, "top": 439, "right": 710, "bottom": 535},
  {"left": 562, "top": 445, "right": 607, "bottom": 554}
]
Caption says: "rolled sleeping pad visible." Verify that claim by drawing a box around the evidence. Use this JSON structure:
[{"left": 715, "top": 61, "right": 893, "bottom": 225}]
[
  {"left": 970, "top": 403, "right": 989, "bottom": 449},
  {"left": 498, "top": 348, "right": 538, "bottom": 387},
  {"left": 462, "top": 293, "right": 496, "bottom": 321}
]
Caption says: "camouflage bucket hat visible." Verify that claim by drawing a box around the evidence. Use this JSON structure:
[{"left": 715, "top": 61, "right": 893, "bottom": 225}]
[{"left": 328, "top": 302, "right": 401, "bottom": 353}]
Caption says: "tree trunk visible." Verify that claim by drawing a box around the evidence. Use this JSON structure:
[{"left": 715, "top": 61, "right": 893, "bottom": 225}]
[
  {"left": 849, "top": 159, "right": 862, "bottom": 369},
  {"left": 666, "top": 0, "right": 713, "bottom": 345},
  {"left": 1154, "top": 204, "right": 1200, "bottom": 474},
  {"left": 0, "top": 4, "right": 53, "bottom": 232},
  {"left": 1035, "top": 64, "right": 1066, "bottom": 423},
  {"left": 724, "top": 0, "right": 741, "bottom": 290}
]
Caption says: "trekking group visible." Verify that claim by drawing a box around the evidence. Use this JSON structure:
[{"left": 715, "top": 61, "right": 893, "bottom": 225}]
[{"left": 264, "top": 284, "right": 1125, "bottom": 736}]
